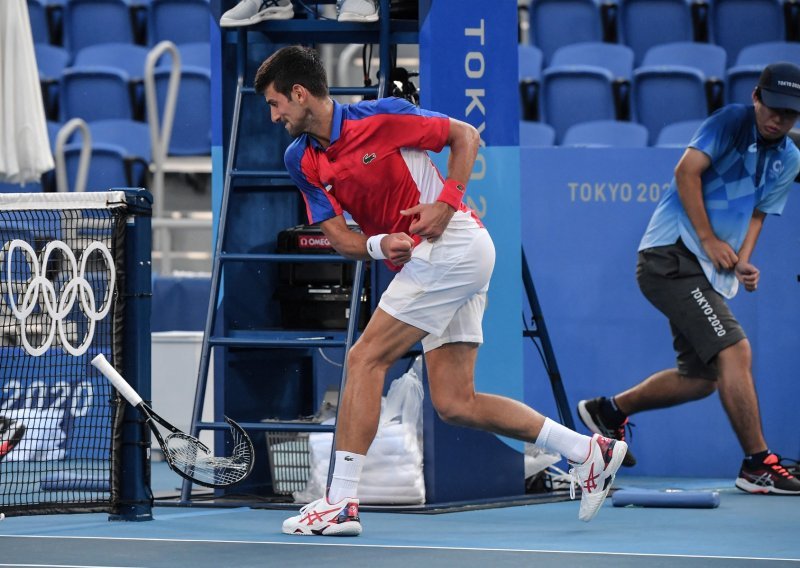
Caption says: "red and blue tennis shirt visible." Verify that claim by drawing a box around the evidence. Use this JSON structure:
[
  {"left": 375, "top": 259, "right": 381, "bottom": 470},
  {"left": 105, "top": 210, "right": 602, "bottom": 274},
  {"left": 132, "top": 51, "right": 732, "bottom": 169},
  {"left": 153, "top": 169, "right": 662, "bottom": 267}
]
[{"left": 284, "top": 97, "right": 475, "bottom": 241}]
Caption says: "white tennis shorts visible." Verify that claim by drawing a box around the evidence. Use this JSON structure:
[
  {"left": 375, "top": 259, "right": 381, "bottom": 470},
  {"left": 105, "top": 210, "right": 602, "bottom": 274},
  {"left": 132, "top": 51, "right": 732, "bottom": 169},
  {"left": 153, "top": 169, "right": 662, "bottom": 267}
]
[{"left": 378, "top": 212, "right": 495, "bottom": 352}]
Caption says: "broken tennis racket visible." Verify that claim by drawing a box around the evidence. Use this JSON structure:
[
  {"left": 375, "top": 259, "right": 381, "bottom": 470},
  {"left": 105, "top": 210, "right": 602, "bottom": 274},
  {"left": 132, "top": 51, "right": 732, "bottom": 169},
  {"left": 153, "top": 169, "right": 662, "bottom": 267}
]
[{"left": 91, "top": 354, "right": 254, "bottom": 488}]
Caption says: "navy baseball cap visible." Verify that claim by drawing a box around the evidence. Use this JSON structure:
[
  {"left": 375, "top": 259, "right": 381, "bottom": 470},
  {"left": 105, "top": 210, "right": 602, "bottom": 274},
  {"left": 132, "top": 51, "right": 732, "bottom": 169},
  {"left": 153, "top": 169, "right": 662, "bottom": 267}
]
[{"left": 758, "top": 62, "right": 800, "bottom": 112}]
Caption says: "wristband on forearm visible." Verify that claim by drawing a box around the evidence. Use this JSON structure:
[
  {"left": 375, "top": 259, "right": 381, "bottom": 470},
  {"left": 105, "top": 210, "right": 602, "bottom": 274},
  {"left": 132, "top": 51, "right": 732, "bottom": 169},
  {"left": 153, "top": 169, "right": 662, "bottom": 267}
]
[
  {"left": 436, "top": 178, "right": 466, "bottom": 210},
  {"left": 366, "top": 234, "right": 388, "bottom": 260}
]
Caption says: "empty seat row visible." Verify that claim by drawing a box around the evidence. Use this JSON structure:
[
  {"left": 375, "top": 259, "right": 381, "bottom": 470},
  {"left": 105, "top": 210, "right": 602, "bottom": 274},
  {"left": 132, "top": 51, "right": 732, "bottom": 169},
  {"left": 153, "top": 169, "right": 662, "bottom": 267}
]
[
  {"left": 519, "top": 118, "right": 704, "bottom": 148},
  {"left": 35, "top": 42, "right": 210, "bottom": 157},
  {"left": 28, "top": 0, "right": 210, "bottom": 52},
  {"left": 526, "top": 0, "right": 800, "bottom": 65},
  {"left": 519, "top": 41, "right": 800, "bottom": 143}
]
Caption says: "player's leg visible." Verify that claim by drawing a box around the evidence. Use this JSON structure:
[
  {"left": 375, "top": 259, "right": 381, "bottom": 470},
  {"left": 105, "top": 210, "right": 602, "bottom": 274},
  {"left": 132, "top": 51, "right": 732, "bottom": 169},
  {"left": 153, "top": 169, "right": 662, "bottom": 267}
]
[
  {"left": 334, "top": 308, "right": 427, "bottom": 455},
  {"left": 717, "top": 340, "right": 800, "bottom": 494},
  {"left": 712, "top": 338, "right": 766, "bottom": 454},
  {"left": 282, "top": 308, "right": 426, "bottom": 536},
  {"left": 424, "top": 312, "right": 626, "bottom": 522},
  {"left": 425, "top": 341, "right": 546, "bottom": 438},
  {"left": 613, "top": 369, "right": 717, "bottom": 414},
  {"left": 579, "top": 242, "right": 731, "bottom": 466}
]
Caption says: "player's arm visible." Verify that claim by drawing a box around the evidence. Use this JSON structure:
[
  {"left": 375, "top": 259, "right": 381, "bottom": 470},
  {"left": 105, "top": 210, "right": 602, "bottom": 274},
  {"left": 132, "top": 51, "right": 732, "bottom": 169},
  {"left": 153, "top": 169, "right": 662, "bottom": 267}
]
[
  {"left": 401, "top": 118, "right": 480, "bottom": 241},
  {"left": 319, "top": 215, "right": 414, "bottom": 266},
  {"left": 674, "top": 148, "right": 738, "bottom": 270},
  {"left": 734, "top": 210, "right": 766, "bottom": 292}
]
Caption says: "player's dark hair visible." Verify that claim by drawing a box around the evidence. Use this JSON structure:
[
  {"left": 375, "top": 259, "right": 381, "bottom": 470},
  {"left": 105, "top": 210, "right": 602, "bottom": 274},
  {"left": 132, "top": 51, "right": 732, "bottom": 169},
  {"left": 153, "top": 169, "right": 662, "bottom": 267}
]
[{"left": 254, "top": 45, "right": 329, "bottom": 98}]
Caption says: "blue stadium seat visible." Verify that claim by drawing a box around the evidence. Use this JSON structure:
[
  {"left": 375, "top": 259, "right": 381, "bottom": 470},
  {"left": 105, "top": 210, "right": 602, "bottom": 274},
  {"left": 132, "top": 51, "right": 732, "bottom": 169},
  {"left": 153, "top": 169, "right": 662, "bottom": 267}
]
[
  {"left": 88, "top": 119, "right": 152, "bottom": 185},
  {"left": 709, "top": 0, "right": 786, "bottom": 64},
  {"left": 655, "top": 119, "right": 704, "bottom": 147},
  {"left": 736, "top": 40, "right": 800, "bottom": 66},
  {"left": 542, "top": 65, "right": 618, "bottom": 144},
  {"left": 550, "top": 42, "right": 636, "bottom": 119},
  {"left": 74, "top": 43, "right": 151, "bottom": 119},
  {"left": 726, "top": 42, "right": 800, "bottom": 105},
  {"left": 152, "top": 66, "right": 211, "bottom": 155},
  {"left": 550, "top": 42, "right": 635, "bottom": 80},
  {"left": 148, "top": 0, "right": 210, "bottom": 46},
  {"left": 519, "top": 44, "right": 543, "bottom": 120},
  {"left": 27, "top": 0, "right": 50, "bottom": 44},
  {"left": 632, "top": 65, "right": 708, "bottom": 144},
  {"left": 63, "top": 0, "right": 135, "bottom": 55},
  {"left": 641, "top": 42, "right": 727, "bottom": 109},
  {"left": 725, "top": 72, "right": 762, "bottom": 107},
  {"left": 34, "top": 43, "right": 70, "bottom": 78},
  {"left": 562, "top": 120, "right": 649, "bottom": 147},
  {"left": 74, "top": 43, "right": 150, "bottom": 81},
  {"left": 63, "top": 142, "right": 132, "bottom": 192},
  {"left": 530, "top": 0, "right": 604, "bottom": 65},
  {"left": 60, "top": 66, "right": 135, "bottom": 122},
  {"left": 641, "top": 42, "right": 727, "bottom": 80},
  {"left": 34, "top": 44, "right": 70, "bottom": 120},
  {"left": 178, "top": 42, "right": 211, "bottom": 69},
  {"left": 519, "top": 121, "right": 556, "bottom": 147},
  {"left": 617, "top": 0, "right": 696, "bottom": 65}
]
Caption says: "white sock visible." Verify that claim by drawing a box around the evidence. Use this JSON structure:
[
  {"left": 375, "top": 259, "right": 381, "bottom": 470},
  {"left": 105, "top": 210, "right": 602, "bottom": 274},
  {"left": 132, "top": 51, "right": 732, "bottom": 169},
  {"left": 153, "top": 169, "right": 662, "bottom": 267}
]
[
  {"left": 535, "top": 417, "right": 592, "bottom": 464},
  {"left": 327, "top": 451, "right": 365, "bottom": 504}
]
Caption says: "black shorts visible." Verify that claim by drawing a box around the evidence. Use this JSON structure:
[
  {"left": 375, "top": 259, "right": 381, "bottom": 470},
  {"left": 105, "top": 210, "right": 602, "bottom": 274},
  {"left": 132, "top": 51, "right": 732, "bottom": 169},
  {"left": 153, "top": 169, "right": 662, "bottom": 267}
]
[{"left": 636, "top": 241, "right": 746, "bottom": 380}]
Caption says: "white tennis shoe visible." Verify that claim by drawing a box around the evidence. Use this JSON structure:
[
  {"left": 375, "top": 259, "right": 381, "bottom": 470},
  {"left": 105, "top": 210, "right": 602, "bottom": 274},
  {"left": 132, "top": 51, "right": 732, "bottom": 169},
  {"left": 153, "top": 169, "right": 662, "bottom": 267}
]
[
  {"left": 569, "top": 433, "right": 627, "bottom": 522},
  {"left": 337, "top": 0, "right": 379, "bottom": 22},
  {"left": 282, "top": 496, "right": 362, "bottom": 536},
  {"left": 219, "top": 0, "right": 293, "bottom": 27}
]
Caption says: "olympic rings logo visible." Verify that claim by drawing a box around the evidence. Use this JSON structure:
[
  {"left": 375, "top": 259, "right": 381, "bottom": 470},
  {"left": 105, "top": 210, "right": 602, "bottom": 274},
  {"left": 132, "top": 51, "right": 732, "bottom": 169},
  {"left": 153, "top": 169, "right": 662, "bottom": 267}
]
[{"left": 4, "top": 239, "right": 116, "bottom": 357}]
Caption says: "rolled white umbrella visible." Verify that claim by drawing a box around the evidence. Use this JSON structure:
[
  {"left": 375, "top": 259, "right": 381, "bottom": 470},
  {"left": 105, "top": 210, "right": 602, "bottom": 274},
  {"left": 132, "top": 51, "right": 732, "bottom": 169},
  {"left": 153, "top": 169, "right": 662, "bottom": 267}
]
[{"left": 0, "top": 0, "right": 54, "bottom": 185}]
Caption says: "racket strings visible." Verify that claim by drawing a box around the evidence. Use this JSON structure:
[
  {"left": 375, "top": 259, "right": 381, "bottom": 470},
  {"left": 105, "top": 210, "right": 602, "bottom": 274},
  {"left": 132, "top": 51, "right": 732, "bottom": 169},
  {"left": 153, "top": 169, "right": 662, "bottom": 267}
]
[{"left": 165, "top": 426, "right": 254, "bottom": 486}]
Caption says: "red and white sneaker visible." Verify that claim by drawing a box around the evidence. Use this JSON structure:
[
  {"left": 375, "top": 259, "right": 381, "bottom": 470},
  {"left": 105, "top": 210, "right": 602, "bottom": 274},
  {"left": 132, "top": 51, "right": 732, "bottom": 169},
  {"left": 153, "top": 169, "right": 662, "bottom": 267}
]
[
  {"left": 282, "top": 496, "right": 362, "bottom": 536},
  {"left": 569, "top": 434, "right": 628, "bottom": 522}
]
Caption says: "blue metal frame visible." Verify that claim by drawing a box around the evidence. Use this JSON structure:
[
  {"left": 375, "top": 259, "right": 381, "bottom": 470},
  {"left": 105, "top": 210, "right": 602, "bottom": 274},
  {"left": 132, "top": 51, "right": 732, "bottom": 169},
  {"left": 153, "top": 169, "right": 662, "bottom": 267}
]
[{"left": 111, "top": 188, "right": 153, "bottom": 522}]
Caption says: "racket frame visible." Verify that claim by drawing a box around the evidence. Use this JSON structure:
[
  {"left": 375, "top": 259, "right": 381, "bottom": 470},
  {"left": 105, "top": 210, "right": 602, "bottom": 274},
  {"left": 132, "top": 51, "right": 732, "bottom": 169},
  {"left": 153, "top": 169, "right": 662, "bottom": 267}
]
[{"left": 91, "top": 354, "right": 254, "bottom": 488}]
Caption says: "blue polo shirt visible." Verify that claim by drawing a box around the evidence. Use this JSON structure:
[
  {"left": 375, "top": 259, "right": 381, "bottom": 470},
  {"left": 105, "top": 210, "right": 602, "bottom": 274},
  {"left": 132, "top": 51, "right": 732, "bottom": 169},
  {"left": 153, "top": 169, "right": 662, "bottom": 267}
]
[{"left": 639, "top": 104, "right": 799, "bottom": 298}]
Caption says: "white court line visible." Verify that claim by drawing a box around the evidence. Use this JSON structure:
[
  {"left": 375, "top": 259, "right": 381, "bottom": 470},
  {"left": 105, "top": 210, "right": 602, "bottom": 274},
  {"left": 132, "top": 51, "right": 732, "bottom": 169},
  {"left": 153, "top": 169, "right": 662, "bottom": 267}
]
[{"left": 2, "top": 535, "right": 799, "bottom": 563}]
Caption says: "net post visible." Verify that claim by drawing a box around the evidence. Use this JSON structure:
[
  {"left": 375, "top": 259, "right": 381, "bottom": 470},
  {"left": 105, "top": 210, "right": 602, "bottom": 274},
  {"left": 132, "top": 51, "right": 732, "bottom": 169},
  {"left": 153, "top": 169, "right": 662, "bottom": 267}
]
[{"left": 110, "top": 188, "right": 154, "bottom": 522}]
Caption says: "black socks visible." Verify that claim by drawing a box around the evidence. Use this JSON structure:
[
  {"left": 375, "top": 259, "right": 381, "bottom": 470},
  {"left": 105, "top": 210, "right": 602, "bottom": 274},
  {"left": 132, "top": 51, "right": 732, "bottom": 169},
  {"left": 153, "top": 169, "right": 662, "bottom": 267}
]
[
  {"left": 599, "top": 396, "right": 628, "bottom": 427},
  {"left": 746, "top": 449, "right": 770, "bottom": 467}
]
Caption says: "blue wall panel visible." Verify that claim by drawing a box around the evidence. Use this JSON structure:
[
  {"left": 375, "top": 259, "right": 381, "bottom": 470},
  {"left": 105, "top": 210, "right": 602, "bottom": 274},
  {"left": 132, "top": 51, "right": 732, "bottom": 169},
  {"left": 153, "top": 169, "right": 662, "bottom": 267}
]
[{"left": 419, "top": 2, "right": 525, "bottom": 500}]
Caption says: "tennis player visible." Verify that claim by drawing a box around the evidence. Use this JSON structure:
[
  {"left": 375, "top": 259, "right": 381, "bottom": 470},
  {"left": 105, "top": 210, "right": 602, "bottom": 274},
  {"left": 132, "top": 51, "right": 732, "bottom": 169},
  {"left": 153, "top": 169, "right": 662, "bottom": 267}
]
[
  {"left": 255, "top": 45, "right": 627, "bottom": 535},
  {"left": 578, "top": 62, "right": 800, "bottom": 495}
]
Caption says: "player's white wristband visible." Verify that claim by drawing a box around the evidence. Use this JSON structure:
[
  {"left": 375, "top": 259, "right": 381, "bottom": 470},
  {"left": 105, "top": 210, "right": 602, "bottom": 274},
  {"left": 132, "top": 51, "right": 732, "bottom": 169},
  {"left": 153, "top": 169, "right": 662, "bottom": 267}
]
[{"left": 366, "top": 234, "right": 388, "bottom": 260}]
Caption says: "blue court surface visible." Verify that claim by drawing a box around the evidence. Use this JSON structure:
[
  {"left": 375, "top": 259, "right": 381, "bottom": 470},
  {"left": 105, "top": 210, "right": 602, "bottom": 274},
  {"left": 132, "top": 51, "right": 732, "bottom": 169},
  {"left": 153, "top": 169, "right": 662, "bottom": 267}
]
[{"left": 1, "top": 467, "right": 798, "bottom": 568}]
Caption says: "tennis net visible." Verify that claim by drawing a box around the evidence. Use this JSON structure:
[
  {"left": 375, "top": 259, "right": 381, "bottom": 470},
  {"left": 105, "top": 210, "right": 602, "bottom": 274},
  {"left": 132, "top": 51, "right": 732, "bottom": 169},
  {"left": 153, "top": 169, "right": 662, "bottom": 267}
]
[{"left": 0, "top": 190, "right": 150, "bottom": 518}]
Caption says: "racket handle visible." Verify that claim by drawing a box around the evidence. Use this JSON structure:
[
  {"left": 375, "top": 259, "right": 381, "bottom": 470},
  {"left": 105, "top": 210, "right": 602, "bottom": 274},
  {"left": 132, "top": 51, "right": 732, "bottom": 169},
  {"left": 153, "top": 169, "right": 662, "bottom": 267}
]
[{"left": 91, "top": 354, "right": 144, "bottom": 407}]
